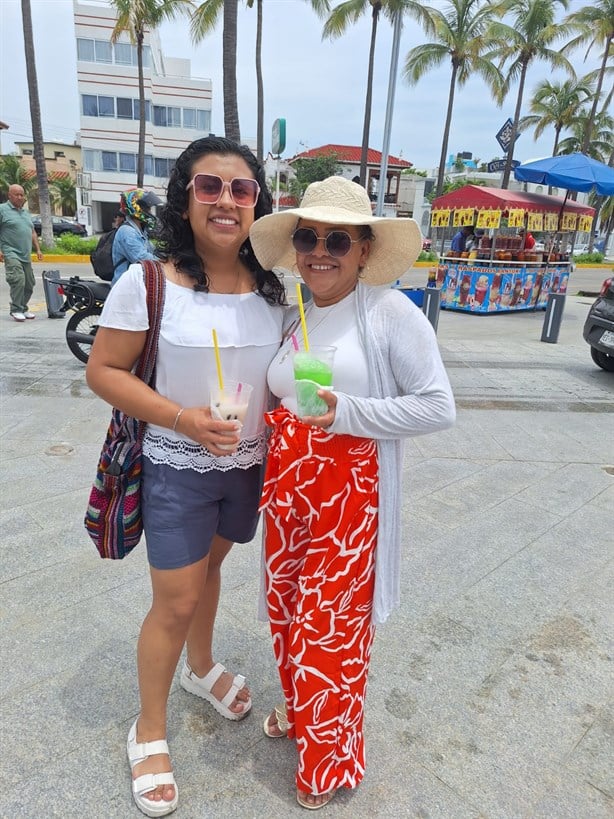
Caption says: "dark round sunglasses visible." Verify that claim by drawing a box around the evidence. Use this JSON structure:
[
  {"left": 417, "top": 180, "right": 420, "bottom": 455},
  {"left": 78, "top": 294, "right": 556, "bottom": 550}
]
[
  {"left": 291, "top": 227, "right": 364, "bottom": 258},
  {"left": 186, "top": 173, "right": 260, "bottom": 208}
]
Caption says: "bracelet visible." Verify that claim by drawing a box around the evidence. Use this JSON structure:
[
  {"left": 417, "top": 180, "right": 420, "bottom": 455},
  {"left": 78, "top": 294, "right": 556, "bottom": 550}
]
[{"left": 171, "top": 407, "right": 185, "bottom": 432}]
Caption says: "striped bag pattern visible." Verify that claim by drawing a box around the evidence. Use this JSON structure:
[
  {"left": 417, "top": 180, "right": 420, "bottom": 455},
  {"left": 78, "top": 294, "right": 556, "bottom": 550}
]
[{"left": 84, "top": 261, "right": 166, "bottom": 559}]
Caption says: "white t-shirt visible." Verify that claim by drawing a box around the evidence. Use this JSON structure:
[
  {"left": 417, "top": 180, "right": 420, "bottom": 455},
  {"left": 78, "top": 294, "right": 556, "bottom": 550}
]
[
  {"left": 267, "top": 290, "right": 369, "bottom": 415},
  {"left": 99, "top": 264, "right": 284, "bottom": 472}
]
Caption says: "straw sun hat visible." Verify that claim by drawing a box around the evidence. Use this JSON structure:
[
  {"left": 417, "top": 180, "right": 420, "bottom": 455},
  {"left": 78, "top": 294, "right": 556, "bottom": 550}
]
[{"left": 249, "top": 176, "right": 423, "bottom": 286}]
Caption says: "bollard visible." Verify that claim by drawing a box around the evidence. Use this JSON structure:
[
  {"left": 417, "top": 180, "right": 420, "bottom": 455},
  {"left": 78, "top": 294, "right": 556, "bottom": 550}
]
[
  {"left": 42, "top": 270, "right": 66, "bottom": 318},
  {"left": 422, "top": 287, "right": 442, "bottom": 333},
  {"left": 541, "top": 292, "right": 565, "bottom": 343}
]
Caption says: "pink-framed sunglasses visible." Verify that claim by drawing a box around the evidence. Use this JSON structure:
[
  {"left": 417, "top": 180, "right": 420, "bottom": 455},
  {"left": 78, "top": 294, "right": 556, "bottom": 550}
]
[{"left": 186, "top": 173, "right": 260, "bottom": 208}]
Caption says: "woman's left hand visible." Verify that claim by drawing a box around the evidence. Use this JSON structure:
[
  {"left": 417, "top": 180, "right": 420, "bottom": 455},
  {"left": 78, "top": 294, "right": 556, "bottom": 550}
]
[{"left": 302, "top": 389, "right": 337, "bottom": 428}]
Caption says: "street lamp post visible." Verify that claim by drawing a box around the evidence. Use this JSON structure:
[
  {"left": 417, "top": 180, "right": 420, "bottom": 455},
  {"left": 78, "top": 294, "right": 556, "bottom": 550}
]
[{"left": 375, "top": 9, "right": 403, "bottom": 218}]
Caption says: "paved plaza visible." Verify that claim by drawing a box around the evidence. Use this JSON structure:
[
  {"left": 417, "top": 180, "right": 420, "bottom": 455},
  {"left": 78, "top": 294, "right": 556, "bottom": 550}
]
[{"left": 1, "top": 263, "right": 612, "bottom": 818}]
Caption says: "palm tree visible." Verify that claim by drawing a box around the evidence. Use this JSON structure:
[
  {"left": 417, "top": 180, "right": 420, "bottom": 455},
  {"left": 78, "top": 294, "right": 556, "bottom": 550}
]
[
  {"left": 556, "top": 107, "right": 614, "bottom": 159},
  {"left": 518, "top": 78, "right": 592, "bottom": 157},
  {"left": 20, "top": 0, "right": 53, "bottom": 247},
  {"left": 487, "top": 0, "right": 574, "bottom": 188},
  {"left": 403, "top": 0, "right": 503, "bottom": 197},
  {"left": 49, "top": 175, "right": 77, "bottom": 216},
  {"left": 319, "top": 0, "right": 409, "bottom": 188},
  {"left": 110, "top": 0, "right": 193, "bottom": 186},
  {"left": 0, "top": 154, "right": 37, "bottom": 202},
  {"left": 247, "top": 0, "right": 263, "bottom": 161},
  {"left": 191, "top": 0, "right": 242, "bottom": 144},
  {"left": 562, "top": 0, "right": 614, "bottom": 155}
]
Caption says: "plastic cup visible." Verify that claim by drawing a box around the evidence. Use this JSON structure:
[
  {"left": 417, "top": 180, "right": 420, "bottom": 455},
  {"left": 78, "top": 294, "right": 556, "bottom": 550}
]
[
  {"left": 210, "top": 379, "right": 253, "bottom": 450},
  {"left": 292, "top": 346, "right": 336, "bottom": 418}
]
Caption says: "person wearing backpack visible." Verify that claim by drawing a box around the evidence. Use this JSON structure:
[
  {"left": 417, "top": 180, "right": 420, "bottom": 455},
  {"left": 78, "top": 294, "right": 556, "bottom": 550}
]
[{"left": 112, "top": 189, "right": 161, "bottom": 284}]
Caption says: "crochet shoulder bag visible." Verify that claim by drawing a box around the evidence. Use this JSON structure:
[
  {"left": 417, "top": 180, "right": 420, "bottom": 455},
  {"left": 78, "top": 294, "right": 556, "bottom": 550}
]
[{"left": 84, "top": 260, "right": 166, "bottom": 559}]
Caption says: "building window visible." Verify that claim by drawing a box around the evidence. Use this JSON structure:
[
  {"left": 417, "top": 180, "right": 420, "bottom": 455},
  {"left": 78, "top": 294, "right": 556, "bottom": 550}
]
[
  {"left": 102, "top": 151, "right": 118, "bottom": 172},
  {"left": 54, "top": 151, "right": 65, "bottom": 158},
  {"left": 82, "top": 95, "right": 98, "bottom": 117},
  {"left": 22, "top": 148, "right": 33, "bottom": 156},
  {"left": 94, "top": 40, "right": 112, "bottom": 63},
  {"left": 77, "top": 38, "right": 94, "bottom": 61},
  {"left": 134, "top": 99, "right": 150, "bottom": 121},
  {"left": 98, "top": 96, "right": 115, "bottom": 117},
  {"left": 116, "top": 98, "right": 133, "bottom": 119},
  {"left": 183, "top": 108, "right": 196, "bottom": 128},
  {"left": 144, "top": 155, "right": 154, "bottom": 176},
  {"left": 119, "top": 153, "right": 137, "bottom": 173},
  {"left": 197, "top": 110, "right": 210, "bottom": 131},
  {"left": 114, "top": 42, "right": 133, "bottom": 65},
  {"left": 155, "top": 158, "right": 170, "bottom": 177}
]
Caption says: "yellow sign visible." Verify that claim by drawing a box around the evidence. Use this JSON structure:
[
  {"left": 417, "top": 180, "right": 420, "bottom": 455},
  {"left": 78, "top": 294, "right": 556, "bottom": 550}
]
[
  {"left": 561, "top": 212, "right": 578, "bottom": 231},
  {"left": 577, "top": 215, "right": 593, "bottom": 233},
  {"left": 507, "top": 209, "right": 525, "bottom": 228},
  {"left": 475, "top": 209, "right": 501, "bottom": 229},
  {"left": 527, "top": 212, "right": 543, "bottom": 231},
  {"left": 452, "top": 208, "right": 476, "bottom": 227},
  {"left": 544, "top": 212, "right": 558, "bottom": 231},
  {"left": 431, "top": 209, "right": 451, "bottom": 228}
]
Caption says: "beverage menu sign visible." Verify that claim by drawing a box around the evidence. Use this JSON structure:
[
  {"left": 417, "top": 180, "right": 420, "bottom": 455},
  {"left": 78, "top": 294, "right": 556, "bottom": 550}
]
[
  {"left": 431, "top": 209, "right": 451, "bottom": 227},
  {"left": 561, "top": 212, "right": 578, "bottom": 231},
  {"left": 577, "top": 215, "right": 594, "bottom": 233},
  {"left": 507, "top": 209, "right": 525, "bottom": 228},
  {"left": 527, "top": 212, "right": 544, "bottom": 231},
  {"left": 475, "top": 209, "right": 501, "bottom": 229},
  {"left": 544, "top": 212, "right": 558, "bottom": 231},
  {"left": 453, "top": 208, "right": 476, "bottom": 227}
]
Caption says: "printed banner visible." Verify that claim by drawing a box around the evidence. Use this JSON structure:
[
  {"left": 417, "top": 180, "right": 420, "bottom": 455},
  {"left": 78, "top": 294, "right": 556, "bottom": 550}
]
[
  {"left": 527, "top": 212, "right": 543, "bottom": 231},
  {"left": 544, "top": 212, "right": 558, "bottom": 231},
  {"left": 507, "top": 209, "right": 525, "bottom": 228},
  {"left": 561, "top": 212, "right": 578, "bottom": 231},
  {"left": 431, "top": 209, "right": 451, "bottom": 228},
  {"left": 577, "top": 215, "right": 593, "bottom": 233},
  {"left": 475, "top": 209, "right": 501, "bottom": 229},
  {"left": 453, "top": 208, "right": 476, "bottom": 227}
]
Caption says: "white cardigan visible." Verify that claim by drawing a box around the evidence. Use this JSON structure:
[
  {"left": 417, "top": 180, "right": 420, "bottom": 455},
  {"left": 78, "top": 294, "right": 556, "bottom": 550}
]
[{"left": 280, "top": 283, "right": 456, "bottom": 624}]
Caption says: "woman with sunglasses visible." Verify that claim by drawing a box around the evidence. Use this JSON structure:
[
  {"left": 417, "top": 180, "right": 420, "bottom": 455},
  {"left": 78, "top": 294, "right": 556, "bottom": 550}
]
[
  {"left": 249, "top": 176, "right": 455, "bottom": 810},
  {"left": 86, "top": 136, "right": 285, "bottom": 817}
]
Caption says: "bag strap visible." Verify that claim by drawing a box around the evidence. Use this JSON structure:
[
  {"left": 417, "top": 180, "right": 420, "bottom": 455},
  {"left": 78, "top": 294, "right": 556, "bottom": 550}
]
[{"left": 135, "top": 260, "right": 165, "bottom": 387}]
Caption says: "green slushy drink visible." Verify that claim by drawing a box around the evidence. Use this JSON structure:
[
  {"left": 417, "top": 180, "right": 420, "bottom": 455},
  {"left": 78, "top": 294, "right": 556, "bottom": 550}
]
[{"left": 293, "top": 346, "right": 336, "bottom": 417}]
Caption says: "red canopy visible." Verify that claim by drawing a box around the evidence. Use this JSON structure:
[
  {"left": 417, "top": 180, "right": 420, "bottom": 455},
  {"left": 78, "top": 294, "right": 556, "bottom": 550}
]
[{"left": 431, "top": 185, "right": 594, "bottom": 216}]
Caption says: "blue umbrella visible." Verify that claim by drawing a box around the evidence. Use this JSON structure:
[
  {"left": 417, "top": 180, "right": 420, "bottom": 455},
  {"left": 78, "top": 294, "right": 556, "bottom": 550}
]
[{"left": 514, "top": 152, "right": 614, "bottom": 196}]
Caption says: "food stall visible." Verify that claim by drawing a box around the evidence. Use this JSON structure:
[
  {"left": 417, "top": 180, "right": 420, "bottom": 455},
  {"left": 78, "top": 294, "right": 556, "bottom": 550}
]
[{"left": 428, "top": 186, "right": 595, "bottom": 313}]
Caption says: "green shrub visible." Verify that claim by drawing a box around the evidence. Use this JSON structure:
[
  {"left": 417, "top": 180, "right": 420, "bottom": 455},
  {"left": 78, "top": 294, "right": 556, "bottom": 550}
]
[
  {"left": 418, "top": 250, "right": 439, "bottom": 262},
  {"left": 54, "top": 233, "right": 98, "bottom": 254},
  {"left": 573, "top": 251, "right": 605, "bottom": 263}
]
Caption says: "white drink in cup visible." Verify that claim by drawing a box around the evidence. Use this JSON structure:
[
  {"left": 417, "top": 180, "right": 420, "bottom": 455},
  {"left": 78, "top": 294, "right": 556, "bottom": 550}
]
[
  {"left": 293, "top": 345, "right": 336, "bottom": 418},
  {"left": 210, "top": 379, "right": 253, "bottom": 451}
]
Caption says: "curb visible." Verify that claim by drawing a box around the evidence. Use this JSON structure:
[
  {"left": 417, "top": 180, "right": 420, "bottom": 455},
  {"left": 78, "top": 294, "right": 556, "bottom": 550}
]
[{"left": 33, "top": 254, "right": 91, "bottom": 263}]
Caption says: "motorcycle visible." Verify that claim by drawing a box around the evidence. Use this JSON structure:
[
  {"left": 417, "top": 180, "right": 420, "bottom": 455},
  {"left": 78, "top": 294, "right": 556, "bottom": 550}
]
[
  {"left": 582, "top": 275, "right": 614, "bottom": 372},
  {"left": 47, "top": 274, "right": 111, "bottom": 364}
]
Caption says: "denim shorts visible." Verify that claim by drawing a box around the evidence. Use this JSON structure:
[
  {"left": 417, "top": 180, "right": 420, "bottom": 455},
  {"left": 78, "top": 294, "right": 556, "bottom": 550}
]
[{"left": 141, "top": 457, "right": 264, "bottom": 570}]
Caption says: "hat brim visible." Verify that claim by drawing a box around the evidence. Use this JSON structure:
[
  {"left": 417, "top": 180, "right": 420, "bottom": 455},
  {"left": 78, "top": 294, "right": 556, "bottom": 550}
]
[{"left": 249, "top": 206, "right": 423, "bottom": 286}]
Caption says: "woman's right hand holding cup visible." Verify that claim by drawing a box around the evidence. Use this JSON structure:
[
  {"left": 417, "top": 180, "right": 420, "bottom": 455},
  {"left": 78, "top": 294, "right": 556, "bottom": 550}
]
[{"left": 173, "top": 406, "right": 242, "bottom": 454}]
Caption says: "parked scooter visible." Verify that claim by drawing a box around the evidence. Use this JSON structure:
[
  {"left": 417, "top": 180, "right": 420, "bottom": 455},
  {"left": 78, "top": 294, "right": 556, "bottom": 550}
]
[
  {"left": 582, "top": 276, "right": 614, "bottom": 372},
  {"left": 44, "top": 272, "right": 110, "bottom": 364}
]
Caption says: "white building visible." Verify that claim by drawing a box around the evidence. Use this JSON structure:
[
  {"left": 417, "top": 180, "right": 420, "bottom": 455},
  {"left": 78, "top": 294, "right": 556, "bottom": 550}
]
[{"left": 74, "top": 1, "right": 212, "bottom": 232}]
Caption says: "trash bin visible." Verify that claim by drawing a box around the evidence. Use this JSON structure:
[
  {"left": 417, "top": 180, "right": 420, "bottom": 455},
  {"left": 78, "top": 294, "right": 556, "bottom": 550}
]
[
  {"left": 541, "top": 292, "right": 565, "bottom": 343},
  {"left": 42, "top": 270, "right": 65, "bottom": 318},
  {"left": 422, "top": 287, "right": 442, "bottom": 333}
]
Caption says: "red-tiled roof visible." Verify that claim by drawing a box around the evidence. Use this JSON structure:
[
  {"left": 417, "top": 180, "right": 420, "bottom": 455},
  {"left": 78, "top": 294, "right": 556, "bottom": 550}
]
[
  {"left": 290, "top": 144, "right": 412, "bottom": 169},
  {"left": 23, "top": 170, "right": 72, "bottom": 181}
]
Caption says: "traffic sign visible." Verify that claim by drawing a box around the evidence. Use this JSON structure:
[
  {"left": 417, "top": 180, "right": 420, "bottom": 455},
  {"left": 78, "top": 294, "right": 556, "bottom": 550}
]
[
  {"left": 272, "top": 118, "right": 286, "bottom": 156},
  {"left": 495, "top": 118, "right": 520, "bottom": 153},
  {"left": 487, "top": 159, "right": 520, "bottom": 173}
]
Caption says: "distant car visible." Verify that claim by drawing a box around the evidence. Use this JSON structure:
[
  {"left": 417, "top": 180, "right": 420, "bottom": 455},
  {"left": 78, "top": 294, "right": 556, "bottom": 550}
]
[
  {"left": 574, "top": 240, "right": 605, "bottom": 255},
  {"left": 583, "top": 276, "right": 614, "bottom": 372},
  {"left": 31, "top": 215, "right": 87, "bottom": 237}
]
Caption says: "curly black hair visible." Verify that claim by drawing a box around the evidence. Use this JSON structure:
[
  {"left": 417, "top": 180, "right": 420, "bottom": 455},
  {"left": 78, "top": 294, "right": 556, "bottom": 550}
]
[{"left": 156, "top": 136, "right": 286, "bottom": 305}]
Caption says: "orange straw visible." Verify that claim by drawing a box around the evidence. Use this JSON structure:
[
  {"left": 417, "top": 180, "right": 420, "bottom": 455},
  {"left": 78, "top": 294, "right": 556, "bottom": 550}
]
[{"left": 295, "top": 282, "right": 309, "bottom": 352}]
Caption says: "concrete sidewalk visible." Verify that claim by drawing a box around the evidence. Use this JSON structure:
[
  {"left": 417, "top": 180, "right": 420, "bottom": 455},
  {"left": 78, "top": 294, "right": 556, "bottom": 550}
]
[{"left": 1, "top": 264, "right": 612, "bottom": 818}]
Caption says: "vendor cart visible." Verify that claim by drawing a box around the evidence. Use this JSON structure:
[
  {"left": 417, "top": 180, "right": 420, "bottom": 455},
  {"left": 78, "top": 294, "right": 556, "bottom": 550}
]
[{"left": 428, "top": 186, "right": 595, "bottom": 314}]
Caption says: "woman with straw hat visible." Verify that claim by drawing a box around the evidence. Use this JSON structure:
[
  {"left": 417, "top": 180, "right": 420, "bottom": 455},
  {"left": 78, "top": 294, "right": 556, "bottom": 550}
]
[
  {"left": 249, "top": 176, "right": 456, "bottom": 809},
  {"left": 86, "top": 137, "right": 285, "bottom": 817}
]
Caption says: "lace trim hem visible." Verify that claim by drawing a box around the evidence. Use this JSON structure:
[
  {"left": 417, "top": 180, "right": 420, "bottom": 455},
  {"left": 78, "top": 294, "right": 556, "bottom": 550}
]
[{"left": 143, "top": 431, "right": 266, "bottom": 473}]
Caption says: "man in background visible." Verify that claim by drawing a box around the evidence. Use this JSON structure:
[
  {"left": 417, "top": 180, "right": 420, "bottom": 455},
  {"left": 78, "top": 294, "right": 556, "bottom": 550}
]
[
  {"left": 451, "top": 225, "right": 473, "bottom": 254},
  {"left": 0, "top": 184, "right": 43, "bottom": 321}
]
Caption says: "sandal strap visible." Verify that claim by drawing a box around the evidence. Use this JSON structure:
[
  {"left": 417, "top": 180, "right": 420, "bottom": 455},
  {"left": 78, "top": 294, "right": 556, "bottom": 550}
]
[
  {"left": 199, "top": 661, "right": 226, "bottom": 690},
  {"left": 220, "top": 673, "right": 246, "bottom": 709},
  {"left": 128, "top": 738, "right": 170, "bottom": 764},
  {"left": 133, "top": 771, "right": 176, "bottom": 796},
  {"left": 274, "top": 703, "right": 289, "bottom": 732}
]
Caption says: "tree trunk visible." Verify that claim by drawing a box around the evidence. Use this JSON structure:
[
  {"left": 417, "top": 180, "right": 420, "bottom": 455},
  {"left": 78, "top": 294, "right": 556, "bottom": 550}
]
[
  {"left": 136, "top": 28, "right": 146, "bottom": 187},
  {"left": 359, "top": 3, "right": 380, "bottom": 188},
  {"left": 547, "top": 127, "right": 561, "bottom": 195},
  {"left": 435, "top": 63, "right": 459, "bottom": 197},
  {"left": 21, "top": 0, "right": 53, "bottom": 247},
  {"left": 580, "top": 33, "right": 612, "bottom": 155},
  {"left": 255, "top": 0, "right": 263, "bottom": 162},
  {"left": 223, "top": 0, "right": 240, "bottom": 143},
  {"left": 501, "top": 60, "right": 528, "bottom": 189}
]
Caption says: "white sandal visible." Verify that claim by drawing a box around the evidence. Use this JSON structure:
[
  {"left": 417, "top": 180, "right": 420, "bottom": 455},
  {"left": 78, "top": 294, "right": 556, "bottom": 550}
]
[
  {"left": 127, "top": 719, "right": 178, "bottom": 817},
  {"left": 180, "top": 660, "right": 252, "bottom": 721}
]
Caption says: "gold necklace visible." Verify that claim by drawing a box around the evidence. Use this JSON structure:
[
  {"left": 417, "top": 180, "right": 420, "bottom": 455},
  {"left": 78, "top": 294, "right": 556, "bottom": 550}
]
[{"left": 207, "top": 267, "right": 241, "bottom": 294}]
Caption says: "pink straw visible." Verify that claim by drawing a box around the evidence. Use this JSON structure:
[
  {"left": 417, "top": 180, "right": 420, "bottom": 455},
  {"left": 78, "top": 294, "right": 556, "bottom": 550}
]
[
  {"left": 236, "top": 382, "right": 242, "bottom": 401},
  {"left": 291, "top": 333, "right": 299, "bottom": 351}
]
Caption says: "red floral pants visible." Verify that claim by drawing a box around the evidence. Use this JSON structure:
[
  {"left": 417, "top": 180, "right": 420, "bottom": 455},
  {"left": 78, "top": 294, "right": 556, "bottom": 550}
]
[{"left": 260, "top": 407, "right": 379, "bottom": 795}]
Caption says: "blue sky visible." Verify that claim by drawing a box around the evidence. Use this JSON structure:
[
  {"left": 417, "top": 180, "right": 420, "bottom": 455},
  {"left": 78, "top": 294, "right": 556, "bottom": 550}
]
[{"left": 0, "top": 0, "right": 607, "bottom": 172}]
